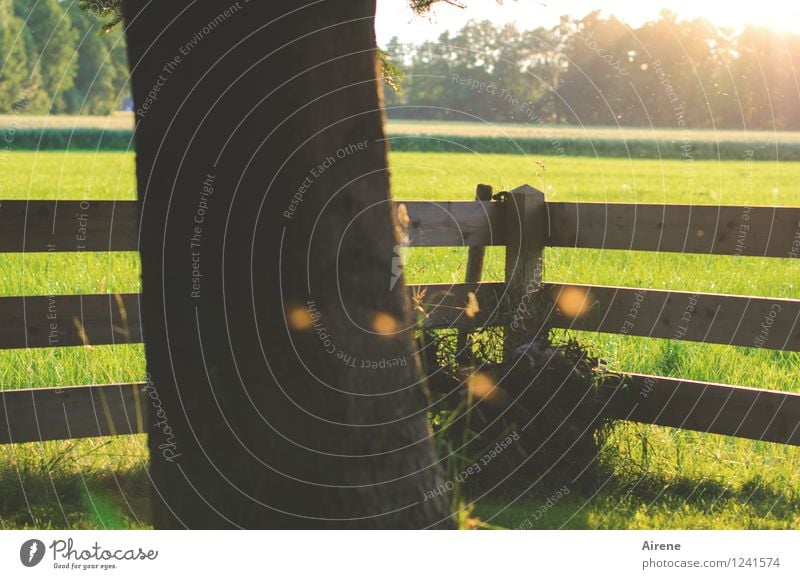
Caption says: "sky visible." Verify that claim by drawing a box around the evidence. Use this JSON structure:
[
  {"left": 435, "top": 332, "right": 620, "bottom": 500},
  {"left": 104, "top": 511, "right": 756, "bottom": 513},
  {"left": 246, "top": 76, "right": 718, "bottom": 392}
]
[{"left": 375, "top": 0, "right": 800, "bottom": 47}]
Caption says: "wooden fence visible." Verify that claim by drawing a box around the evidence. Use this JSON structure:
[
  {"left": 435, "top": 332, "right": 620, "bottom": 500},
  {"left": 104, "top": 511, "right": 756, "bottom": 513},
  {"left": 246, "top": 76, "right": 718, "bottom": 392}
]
[{"left": 1, "top": 187, "right": 799, "bottom": 445}]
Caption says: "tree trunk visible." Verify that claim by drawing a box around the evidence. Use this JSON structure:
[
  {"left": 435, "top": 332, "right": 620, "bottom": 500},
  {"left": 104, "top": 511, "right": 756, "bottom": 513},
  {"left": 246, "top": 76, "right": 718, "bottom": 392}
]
[{"left": 123, "top": 0, "right": 452, "bottom": 528}]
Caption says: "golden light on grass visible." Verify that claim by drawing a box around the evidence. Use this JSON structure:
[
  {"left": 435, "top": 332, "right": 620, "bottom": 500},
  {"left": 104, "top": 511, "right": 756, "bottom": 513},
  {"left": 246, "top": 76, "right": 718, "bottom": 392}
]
[
  {"left": 554, "top": 285, "right": 593, "bottom": 319},
  {"left": 372, "top": 312, "right": 398, "bottom": 335},
  {"left": 286, "top": 304, "right": 313, "bottom": 331}
]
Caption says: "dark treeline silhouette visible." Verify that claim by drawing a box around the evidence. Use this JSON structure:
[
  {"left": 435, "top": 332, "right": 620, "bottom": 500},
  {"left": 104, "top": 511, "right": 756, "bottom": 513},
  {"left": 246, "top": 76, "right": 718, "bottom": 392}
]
[{"left": 384, "top": 10, "right": 800, "bottom": 130}]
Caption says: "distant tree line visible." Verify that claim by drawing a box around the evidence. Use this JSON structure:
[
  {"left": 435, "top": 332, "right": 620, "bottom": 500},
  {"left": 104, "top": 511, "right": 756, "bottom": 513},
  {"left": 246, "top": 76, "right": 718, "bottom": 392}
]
[
  {"left": 384, "top": 11, "right": 800, "bottom": 130},
  {"left": 0, "top": 0, "right": 128, "bottom": 115}
]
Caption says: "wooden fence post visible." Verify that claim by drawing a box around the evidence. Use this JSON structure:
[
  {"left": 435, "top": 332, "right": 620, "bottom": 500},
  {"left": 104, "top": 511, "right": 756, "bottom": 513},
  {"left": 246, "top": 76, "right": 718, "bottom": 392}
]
[
  {"left": 456, "top": 184, "right": 493, "bottom": 365},
  {"left": 504, "top": 184, "right": 546, "bottom": 357}
]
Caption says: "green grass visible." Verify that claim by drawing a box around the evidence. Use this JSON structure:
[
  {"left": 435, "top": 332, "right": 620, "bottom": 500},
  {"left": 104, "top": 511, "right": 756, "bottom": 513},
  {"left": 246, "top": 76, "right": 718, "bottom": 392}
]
[
  {"left": 1, "top": 149, "right": 799, "bottom": 529},
  {"left": 0, "top": 150, "right": 136, "bottom": 199}
]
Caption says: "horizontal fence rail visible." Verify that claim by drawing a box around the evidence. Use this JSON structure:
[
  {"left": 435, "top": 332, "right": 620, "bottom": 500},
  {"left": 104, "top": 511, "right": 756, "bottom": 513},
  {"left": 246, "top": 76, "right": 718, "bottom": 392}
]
[
  {"left": 8, "top": 199, "right": 799, "bottom": 255},
  {"left": 401, "top": 201, "right": 506, "bottom": 246},
  {"left": 0, "top": 293, "right": 141, "bottom": 349},
  {"left": 0, "top": 383, "right": 146, "bottom": 444},
  {"left": 547, "top": 202, "right": 800, "bottom": 257},
  {"left": 408, "top": 282, "right": 800, "bottom": 352},
  {"left": 547, "top": 284, "right": 800, "bottom": 352},
  {"left": 402, "top": 200, "right": 800, "bottom": 255},
  {"left": 409, "top": 281, "right": 505, "bottom": 329},
  {"left": 4, "top": 283, "right": 796, "bottom": 352},
  {"left": 2, "top": 193, "right": 800, "bottom": 448},
  {"left": 600, "top": 373, "right": 800, "bottom": 446},
  {"left": 0, "top": 200, "right": 139, "bottom": 252},
  {"left": 3, "top": 374, "right": 798, "bottom": 446}
]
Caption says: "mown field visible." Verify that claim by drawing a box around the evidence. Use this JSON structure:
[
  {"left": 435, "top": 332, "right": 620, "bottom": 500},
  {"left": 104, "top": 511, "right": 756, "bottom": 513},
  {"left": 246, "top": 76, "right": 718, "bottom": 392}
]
[
  {"left": 7, "top": 113, "right": 800, "bottom": 144},
  {"left": 1, "top": 144, "right": 799, "bottom": 529},
  {"left": 6, "top": 114, "right": 800, "bottom": 160}
]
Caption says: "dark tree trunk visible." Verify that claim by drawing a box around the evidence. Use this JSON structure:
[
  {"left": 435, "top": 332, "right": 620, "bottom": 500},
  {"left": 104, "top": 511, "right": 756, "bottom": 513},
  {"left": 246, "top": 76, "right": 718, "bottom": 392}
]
[{"left": 123, "top": 0, "right": 452, "bottom": 528}]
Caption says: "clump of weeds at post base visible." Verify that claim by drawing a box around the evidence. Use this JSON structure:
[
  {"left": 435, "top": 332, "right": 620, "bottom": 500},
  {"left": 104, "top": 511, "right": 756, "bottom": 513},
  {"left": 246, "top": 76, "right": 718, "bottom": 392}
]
[{"left": 417, "top": 286, "right": 617, "bottom": 511}]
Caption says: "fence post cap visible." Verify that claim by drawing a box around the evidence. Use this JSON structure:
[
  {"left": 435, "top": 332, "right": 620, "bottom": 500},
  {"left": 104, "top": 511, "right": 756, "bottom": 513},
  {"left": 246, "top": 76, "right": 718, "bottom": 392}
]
[{"left": 510, "top": 184, "right": 545, "bottom": 197}]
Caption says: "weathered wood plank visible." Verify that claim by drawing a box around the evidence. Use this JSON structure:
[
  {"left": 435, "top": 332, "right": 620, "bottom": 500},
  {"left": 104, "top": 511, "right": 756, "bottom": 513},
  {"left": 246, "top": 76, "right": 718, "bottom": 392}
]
[
  {"left": 407, "top": 282, "right": 800, "bottom": 352},
  {"left": 548, "top": 202, "right": 800, "bottom": 257},
  {"left": 4, "top": 199, "right": 798, "bottom": 255},
  {"left": 5, "top": 375, "right": 796, "bottom": 445},
  {"left": 0, "top": 200, "right": 139, "bottom": 252},
  {"left": 402, "top": 200, "right": 506, "bottom": 246},
  {"left": 464, "top": 186, "right": 495, "bottom": 281},
  {"left": 457, "top": 185, "right": 494, "bottom": 364},
  {"left": 601, "top": 373, "right": 800, "bottom": 446},
  {"left": 505, "top": 186, "right": 546, "bottom": 288},
  {"left": 548, "top": 283, "right": 800, "bottom": 352},
  {"left": 0, "top": 293, "right": 141, "bottom": 349},
  {"left": 505, "top": 185, "right": 546, "bottom": 355},
  {"left": 406, "top": 282, "right": 505, "bottom": 330},
  {"left": 0, "top": 382, "right": 146, "bottom": 444}
]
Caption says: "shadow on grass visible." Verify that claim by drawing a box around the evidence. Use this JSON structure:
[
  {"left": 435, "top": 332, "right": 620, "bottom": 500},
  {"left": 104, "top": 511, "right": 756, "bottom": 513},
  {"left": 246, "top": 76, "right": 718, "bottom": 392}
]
[
  {"left": 3, "top": 436, "right": 797, "bottom": 530},
  {"left": 472, "top": 470, "right": 800, "bottom": 530},
  {"left": 1, "top": 464, "right": 151, "bottom": 529},
  {"left": 0, "top": 437, "right": 152, "bottom": 530}
]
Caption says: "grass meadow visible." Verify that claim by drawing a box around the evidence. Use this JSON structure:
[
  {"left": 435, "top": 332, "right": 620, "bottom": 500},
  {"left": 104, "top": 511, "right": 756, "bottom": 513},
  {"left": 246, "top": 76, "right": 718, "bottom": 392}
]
[{"left": 1, "top": 140, "right": 799, "bottom": 529}]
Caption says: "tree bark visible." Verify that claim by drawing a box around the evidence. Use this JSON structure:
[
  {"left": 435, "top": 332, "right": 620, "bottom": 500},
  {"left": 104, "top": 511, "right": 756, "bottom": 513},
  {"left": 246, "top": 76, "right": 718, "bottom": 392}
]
[{"left": 123, "top": 0, "right": 452, "bottom": 528}]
